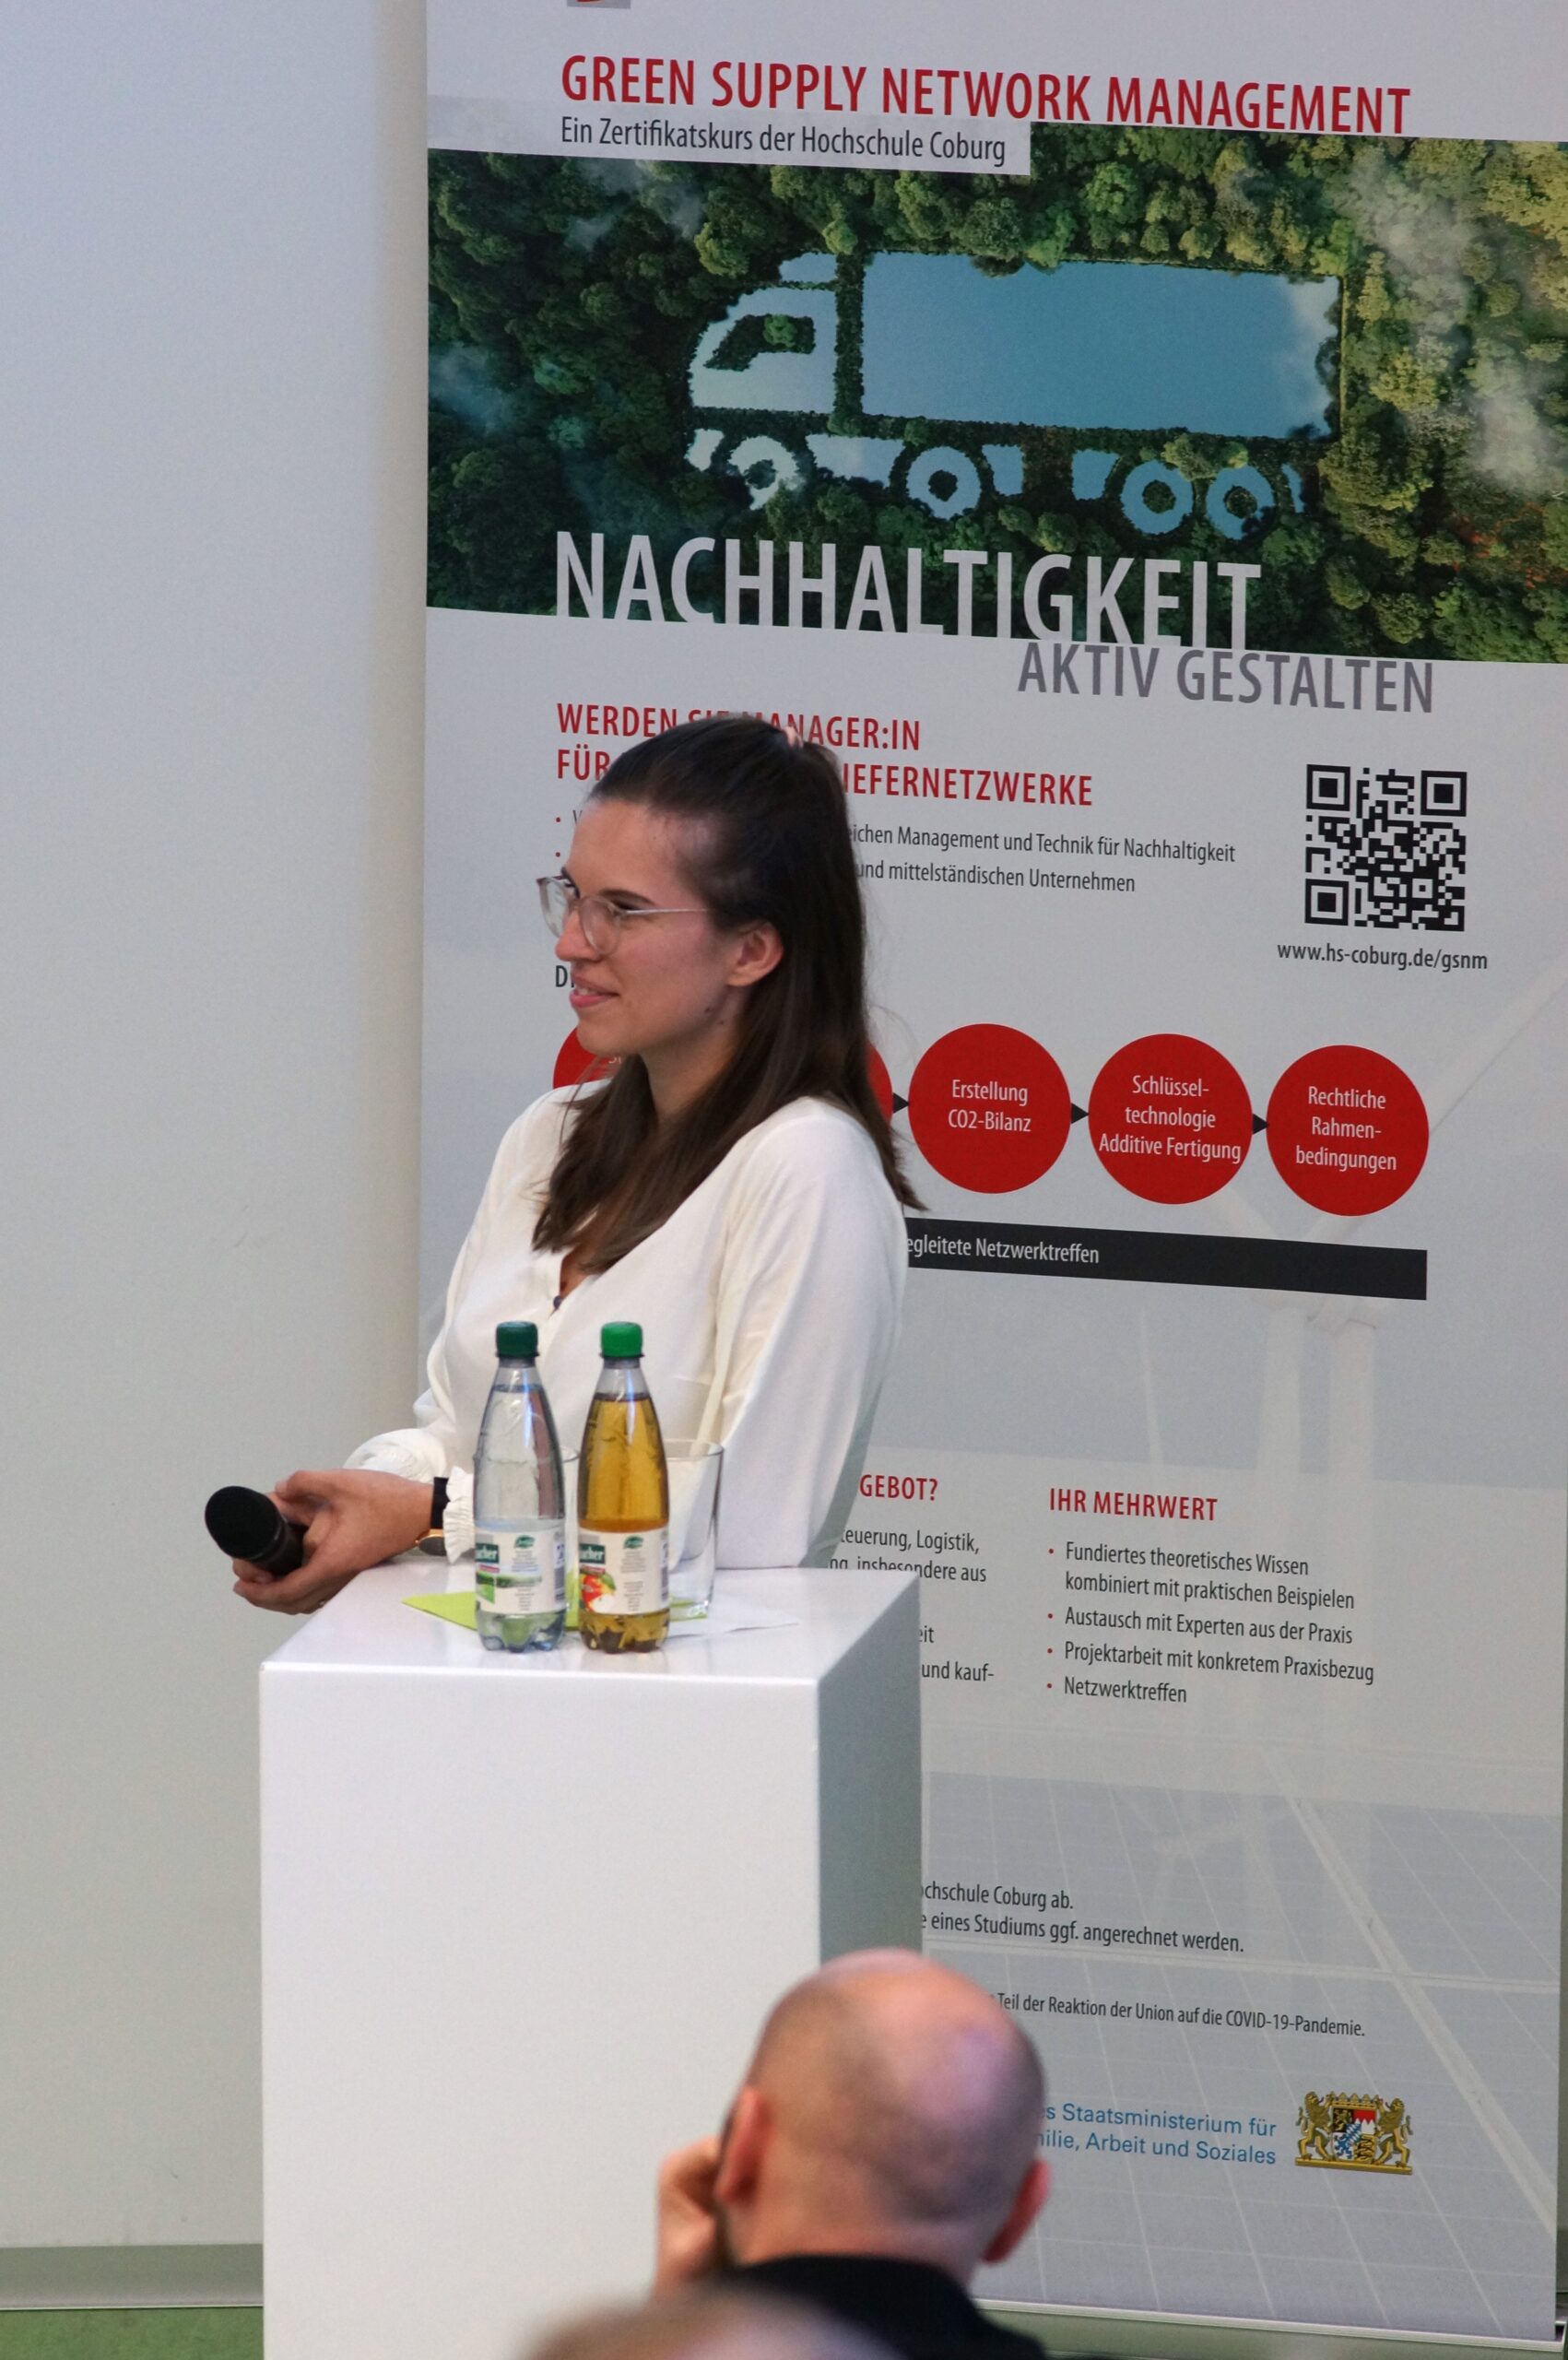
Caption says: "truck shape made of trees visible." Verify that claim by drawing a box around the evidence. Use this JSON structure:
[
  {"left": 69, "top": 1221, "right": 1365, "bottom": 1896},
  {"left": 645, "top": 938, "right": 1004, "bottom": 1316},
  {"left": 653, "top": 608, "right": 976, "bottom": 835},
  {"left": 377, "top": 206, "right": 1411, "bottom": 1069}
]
[{"left": 685, "top": 251, "right": 1339, "bottom": 541}]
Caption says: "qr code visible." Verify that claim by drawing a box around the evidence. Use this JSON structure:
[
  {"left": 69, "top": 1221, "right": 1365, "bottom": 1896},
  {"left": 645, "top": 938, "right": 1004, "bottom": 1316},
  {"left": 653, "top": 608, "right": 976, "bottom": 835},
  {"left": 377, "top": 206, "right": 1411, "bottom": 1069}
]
[{"left": 1304, "top": 765, "right": 1467, "bottom": 931}]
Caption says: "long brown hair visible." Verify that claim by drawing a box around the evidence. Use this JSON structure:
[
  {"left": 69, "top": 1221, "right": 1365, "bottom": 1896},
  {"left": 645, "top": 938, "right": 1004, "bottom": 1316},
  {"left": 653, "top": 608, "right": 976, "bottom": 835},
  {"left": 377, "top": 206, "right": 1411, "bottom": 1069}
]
[{"left": 535, "top": 715, "right": 918, "bottom": 1271}]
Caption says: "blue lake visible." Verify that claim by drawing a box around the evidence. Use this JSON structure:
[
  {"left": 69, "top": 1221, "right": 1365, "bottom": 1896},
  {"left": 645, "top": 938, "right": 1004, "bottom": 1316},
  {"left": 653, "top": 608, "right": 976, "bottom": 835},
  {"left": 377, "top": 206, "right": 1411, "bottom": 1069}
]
[{"left": 862, "top": 255, "right": 1338, "bottom": 441}]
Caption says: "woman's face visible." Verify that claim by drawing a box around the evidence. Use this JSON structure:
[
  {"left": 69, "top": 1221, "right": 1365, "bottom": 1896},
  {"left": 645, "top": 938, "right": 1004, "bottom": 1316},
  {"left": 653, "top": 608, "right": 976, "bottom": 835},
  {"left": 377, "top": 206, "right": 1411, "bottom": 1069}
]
[{"left": 556, "top": 797, "right": 778, "bottom": 1084}]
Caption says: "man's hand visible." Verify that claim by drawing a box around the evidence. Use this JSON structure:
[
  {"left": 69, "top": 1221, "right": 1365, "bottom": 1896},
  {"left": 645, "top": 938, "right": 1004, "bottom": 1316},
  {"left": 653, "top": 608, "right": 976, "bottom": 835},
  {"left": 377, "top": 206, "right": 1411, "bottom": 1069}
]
[
  {"left": 231, "top": 1469, "right": 434, "bottom": 1614},
  {"left": 654, "top": 2135, "right": 724, "bottom": 2292}
]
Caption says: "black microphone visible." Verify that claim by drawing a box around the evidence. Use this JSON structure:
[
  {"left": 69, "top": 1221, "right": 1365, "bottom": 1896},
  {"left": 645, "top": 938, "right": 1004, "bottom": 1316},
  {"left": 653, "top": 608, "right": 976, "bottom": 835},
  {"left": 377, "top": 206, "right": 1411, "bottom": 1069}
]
[{"left": 205, "top": 1486, "right": 306, "bottom": 1575}]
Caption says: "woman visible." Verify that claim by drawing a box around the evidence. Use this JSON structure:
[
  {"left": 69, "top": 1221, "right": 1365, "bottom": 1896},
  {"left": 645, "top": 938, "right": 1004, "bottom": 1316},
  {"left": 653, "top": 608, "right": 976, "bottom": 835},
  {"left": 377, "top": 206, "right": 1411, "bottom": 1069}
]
[{"left": 236, "top": 714, "right": 915, "bottom": 1612}]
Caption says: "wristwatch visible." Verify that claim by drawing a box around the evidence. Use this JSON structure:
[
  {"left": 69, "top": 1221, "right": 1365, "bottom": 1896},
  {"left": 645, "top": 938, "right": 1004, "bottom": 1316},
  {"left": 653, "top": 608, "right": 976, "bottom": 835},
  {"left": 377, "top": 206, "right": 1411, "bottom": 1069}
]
[{"left": 418, "top": 1475, "right": 450, "bottom": 1557}]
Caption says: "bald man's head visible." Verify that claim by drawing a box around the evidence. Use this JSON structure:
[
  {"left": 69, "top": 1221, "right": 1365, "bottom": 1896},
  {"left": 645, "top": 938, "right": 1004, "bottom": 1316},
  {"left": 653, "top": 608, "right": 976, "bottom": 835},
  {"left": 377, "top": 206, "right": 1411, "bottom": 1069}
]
[{"left": 717, "top": 1952, "right": 1046, "bottom": 2277}]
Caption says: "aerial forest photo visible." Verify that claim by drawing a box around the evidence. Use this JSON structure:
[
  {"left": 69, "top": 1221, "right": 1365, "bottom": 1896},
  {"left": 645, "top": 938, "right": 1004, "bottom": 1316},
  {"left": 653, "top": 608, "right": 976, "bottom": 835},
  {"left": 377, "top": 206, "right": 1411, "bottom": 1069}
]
[{"left": 429, "top": 127, "right": 1568, "bottom": 660}]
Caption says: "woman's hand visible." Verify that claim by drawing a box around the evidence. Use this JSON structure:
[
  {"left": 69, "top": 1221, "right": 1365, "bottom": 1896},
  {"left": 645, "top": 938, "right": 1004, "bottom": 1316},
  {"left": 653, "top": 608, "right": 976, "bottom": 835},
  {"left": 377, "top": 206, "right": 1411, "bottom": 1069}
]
[{"left": 232, "top": 1469, "right": 436, "bottom": 1614}]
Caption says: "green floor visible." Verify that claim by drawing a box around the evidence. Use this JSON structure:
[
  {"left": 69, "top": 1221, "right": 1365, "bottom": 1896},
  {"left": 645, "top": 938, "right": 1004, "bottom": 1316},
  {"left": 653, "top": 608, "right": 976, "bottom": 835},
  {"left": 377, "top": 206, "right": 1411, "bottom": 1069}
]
[{"left": 0, "top": 2318, "right": 260, "bottom": 2359}]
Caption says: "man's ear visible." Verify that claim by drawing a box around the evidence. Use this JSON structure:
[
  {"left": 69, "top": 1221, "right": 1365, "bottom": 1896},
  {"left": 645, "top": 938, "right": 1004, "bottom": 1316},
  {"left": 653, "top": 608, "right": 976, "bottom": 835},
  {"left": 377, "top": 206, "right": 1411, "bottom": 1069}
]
[
  {"left": 713, "top": 2083, "right": 770, "bottom": 2207},
  {"left": 980, "top": 2159, "right": 1049, "bottom": 2265}
]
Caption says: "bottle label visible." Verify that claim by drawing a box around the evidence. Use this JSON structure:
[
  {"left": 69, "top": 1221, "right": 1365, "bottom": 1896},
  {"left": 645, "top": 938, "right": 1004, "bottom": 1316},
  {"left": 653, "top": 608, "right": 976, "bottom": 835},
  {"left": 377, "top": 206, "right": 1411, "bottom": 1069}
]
[
  {"left": 475, "top": 1520, "right": 565, "bottom": 1616},
  {"left": 579, "top": 1528, "right": 668, "bottom": 1619}
]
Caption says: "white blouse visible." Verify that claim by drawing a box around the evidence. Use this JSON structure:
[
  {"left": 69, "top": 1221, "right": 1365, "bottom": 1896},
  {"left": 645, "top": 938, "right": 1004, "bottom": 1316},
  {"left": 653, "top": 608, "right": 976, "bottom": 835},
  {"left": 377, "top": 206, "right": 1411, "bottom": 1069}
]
[{"left": 348, "top": 1088, "right": 908, "bottom": 1569}]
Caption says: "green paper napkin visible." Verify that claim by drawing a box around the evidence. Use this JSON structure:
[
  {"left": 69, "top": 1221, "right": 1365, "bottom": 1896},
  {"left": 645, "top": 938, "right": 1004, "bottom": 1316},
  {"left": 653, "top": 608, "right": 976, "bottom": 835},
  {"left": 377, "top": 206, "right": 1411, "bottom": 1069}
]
[{"left": 404, "top": 1591, "right": 478, "bottom": 1630}]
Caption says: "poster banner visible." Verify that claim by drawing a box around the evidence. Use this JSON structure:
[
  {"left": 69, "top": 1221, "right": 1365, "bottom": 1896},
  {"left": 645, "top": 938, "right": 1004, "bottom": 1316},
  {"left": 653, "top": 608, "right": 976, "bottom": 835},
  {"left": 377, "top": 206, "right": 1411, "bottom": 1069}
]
[{"left": 424, "top": 1, "right": 1567, "bottom": 2338}]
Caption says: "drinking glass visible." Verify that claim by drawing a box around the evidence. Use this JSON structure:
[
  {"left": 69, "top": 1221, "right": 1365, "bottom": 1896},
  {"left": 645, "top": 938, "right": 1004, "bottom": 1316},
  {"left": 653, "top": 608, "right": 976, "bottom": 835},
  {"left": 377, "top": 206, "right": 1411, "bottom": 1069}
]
[{"left": 666, "top": 1441, "right": 725, "bottom": 1621}]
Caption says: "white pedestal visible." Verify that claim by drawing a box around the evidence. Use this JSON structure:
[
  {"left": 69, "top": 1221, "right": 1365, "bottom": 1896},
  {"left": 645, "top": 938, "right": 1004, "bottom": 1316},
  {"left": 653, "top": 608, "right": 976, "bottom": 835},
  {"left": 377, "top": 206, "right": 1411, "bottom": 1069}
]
[{"left": 260, "top": 1563, "right": 920, "bottom": 2360}]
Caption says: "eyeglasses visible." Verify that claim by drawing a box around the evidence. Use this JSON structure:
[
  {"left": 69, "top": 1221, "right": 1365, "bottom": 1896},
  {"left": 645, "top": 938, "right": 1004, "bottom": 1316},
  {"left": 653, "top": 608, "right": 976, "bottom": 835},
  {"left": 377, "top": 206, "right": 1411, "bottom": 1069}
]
[{"left": 537, "top": 875, "right": 706, "bottom": 957}]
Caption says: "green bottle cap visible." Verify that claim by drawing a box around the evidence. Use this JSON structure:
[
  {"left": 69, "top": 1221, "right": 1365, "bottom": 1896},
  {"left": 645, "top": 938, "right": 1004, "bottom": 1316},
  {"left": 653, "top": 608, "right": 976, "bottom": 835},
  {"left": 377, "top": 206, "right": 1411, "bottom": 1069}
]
[
  {"left": 496, "top": 1320, "right": 538, "bottom": 1360},
  {"left": 600, "top": 1321, "right": 643, "bottom": 1359}
]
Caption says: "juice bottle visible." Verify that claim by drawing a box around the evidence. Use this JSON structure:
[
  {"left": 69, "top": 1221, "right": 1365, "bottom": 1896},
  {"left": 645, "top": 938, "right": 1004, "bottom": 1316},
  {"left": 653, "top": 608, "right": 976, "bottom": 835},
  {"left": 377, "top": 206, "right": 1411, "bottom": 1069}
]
[{"left": 578, "top": 1321, "right": 669, "bottom": 1653}]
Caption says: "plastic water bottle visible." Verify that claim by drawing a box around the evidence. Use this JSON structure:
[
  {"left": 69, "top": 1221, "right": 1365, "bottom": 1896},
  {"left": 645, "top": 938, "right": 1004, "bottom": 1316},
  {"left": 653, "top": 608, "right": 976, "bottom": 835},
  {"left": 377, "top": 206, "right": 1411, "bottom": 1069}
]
[
  {"left": 474, "top": 1321, "right": 567, "bottom": 1652},
  {"left": 579, "top": 1321, "right": 670, "bottom": 1653}
]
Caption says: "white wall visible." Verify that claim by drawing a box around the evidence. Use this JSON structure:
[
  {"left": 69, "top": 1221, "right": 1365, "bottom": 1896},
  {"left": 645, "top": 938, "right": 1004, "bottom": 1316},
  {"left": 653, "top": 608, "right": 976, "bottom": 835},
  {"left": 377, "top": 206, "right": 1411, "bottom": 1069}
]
[{"left": 0, "top": 1, "right": 426, "bottom": 2246}]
